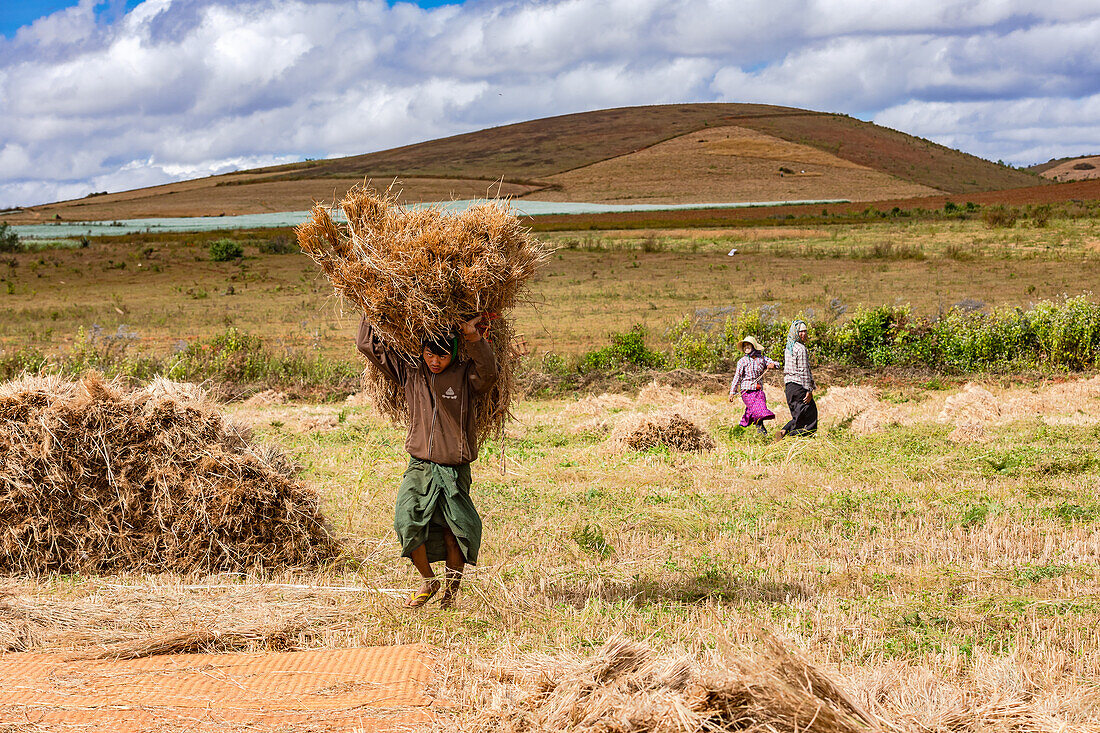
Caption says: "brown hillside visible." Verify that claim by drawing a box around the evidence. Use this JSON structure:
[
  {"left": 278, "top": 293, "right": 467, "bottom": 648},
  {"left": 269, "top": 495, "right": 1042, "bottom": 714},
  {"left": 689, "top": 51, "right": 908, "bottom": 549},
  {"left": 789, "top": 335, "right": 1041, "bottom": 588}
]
[
  {"left": 6, "top": 176, "right": 537, "bottom": 223},
  {"left": 2, "top": 103, "right": 1045, "bottom": 223},
  {"left": 732, "top": 112, "right": 1040, "bottom": 194},
  {"left": 261, "top": 103, "right": 799, "bottom": 181},
  {"left": 526, "top": 178, "right": 1100, "bottom": 231},
  {"left": 263, "top": 104, "right": 1041, "bottom": 196}
]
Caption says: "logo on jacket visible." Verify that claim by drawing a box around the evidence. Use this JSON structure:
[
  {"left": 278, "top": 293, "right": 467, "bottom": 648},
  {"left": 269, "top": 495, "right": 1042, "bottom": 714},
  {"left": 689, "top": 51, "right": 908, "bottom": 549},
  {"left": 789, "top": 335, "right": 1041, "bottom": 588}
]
[{"left": 442, "top": 386, "right": 457, "bottom": 400}]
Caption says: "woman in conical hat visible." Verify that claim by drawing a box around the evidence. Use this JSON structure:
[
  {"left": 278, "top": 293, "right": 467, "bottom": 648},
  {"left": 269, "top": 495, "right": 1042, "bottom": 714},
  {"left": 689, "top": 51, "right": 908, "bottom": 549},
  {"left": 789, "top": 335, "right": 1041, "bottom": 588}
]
[{"left": 728, "top": 335, "right": 780, "bottom": 435}]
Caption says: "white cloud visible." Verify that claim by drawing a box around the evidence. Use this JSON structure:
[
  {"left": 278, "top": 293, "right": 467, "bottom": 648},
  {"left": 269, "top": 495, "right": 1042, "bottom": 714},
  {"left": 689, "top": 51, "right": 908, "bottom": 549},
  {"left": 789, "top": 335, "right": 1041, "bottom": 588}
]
[
  {"left": 2, "top": 0, "right": 1100, "bottom": 208},
  {"left": 876, "top": 94, "right": 1100, "bottom": 164}
]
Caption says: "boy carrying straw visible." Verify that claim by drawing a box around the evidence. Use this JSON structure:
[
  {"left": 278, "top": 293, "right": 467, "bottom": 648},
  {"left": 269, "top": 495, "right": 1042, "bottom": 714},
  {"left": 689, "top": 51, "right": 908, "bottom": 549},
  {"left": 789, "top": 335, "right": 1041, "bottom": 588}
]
[{"left": 357, "top": 314, "right": 498, "bottom": 609}]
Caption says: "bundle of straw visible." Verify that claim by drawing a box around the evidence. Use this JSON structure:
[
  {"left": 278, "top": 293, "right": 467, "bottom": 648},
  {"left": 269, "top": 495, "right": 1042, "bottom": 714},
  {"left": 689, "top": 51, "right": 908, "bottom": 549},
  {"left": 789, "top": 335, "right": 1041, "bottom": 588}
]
[
  {"left": 297, "top": 185, "right": 548, "bottom": 440},
  {"left": 0, "top": 373, "right": 339, "bottom": 575},
  {"left": 609, "top": 412, "right": 716, "bottom": 452}
]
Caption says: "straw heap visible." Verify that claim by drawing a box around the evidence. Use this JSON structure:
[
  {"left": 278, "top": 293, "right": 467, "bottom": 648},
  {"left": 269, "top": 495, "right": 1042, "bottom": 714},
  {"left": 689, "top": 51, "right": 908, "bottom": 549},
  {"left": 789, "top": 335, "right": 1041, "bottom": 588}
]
[
  {"left": 297, "top": 185, "right": 548, "bottom": 440},
  {"left": 465, "top": 636, "right": 880, "bottom": 733},
  {"left": 609, "top": 412, "right": 716, "bottom": 452},
  {"left": 0, "top": 373, "right": 339, "bottom": 575}
]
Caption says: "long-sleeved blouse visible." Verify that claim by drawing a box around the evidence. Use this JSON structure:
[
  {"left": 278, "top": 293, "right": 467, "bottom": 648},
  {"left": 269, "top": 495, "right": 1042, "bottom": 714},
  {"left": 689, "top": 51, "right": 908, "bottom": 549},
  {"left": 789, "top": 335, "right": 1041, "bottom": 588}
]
[{"left": 730, "top": 354, "right": 779, "bottom": 394}]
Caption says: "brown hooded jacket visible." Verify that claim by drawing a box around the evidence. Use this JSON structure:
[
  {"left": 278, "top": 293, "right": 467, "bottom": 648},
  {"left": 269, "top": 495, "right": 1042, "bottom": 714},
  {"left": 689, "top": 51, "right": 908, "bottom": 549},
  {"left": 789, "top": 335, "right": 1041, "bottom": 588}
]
[{"left": 356, "top": 318, "right": 499, "bottom": 465}]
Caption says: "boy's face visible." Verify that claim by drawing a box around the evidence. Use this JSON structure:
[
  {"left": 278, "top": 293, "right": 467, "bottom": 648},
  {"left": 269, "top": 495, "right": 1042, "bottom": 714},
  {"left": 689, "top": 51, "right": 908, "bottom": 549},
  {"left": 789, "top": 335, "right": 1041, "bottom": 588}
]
[{"left": 423, "top": 348, "right": 453, "bottom": 373}]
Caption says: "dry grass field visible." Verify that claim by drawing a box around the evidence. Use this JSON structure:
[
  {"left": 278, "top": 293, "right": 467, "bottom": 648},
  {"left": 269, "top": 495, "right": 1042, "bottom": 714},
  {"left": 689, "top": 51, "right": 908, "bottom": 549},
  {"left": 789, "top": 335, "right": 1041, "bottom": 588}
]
[
  {"left": 1035, "top": 156, "right": 1100, "bottom": 183},
  {"left": 537, "top": 126, "right": 941, "bottom": 204},
  {"left": 3, "top": 375, "right": 1100, "bottom": 730},
  {"left": 2, "top": 218, "right": 1098, "bottom": 360},
  {"left": 3, "top": 212, "right": 1100, "bottom": 731}
]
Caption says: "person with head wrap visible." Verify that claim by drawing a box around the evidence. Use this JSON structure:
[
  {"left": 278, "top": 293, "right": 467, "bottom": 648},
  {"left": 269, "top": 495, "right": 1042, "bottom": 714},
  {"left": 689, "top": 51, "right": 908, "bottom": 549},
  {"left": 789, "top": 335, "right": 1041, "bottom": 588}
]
[
  {"left": 777, "top": 320, "right": 817, "bottom": 438},
  {"left": 356, "top": 314, "right": 498, "bottom": 609},
  {"left": 728, "top": 335, "right": 780, "bottom": 435}
]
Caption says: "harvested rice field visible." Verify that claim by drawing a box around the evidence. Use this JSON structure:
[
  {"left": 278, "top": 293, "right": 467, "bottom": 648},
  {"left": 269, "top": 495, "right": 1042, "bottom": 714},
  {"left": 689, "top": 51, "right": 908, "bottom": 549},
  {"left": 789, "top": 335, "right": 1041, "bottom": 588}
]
[
  {"left": 3, "top": 375, "right": 1100, "bottom": 730},
  {"left": 2, "top": 208, "right": 1100, "bottom": 731}
]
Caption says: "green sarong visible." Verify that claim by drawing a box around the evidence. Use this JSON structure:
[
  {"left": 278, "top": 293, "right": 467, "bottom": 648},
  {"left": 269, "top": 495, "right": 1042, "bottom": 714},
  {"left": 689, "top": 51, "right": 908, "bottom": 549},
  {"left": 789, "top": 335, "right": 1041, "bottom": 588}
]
[{"left": 394, "top": 458, "right": 482, "bottom": 565}]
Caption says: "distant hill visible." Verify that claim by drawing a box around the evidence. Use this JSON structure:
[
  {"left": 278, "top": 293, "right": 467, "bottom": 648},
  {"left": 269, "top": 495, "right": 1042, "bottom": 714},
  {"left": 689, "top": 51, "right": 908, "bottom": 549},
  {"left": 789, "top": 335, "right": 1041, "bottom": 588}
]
[
  {"left": 262, "top": 103, "right": 1040, "bottom": 195},
  {"left": 5, "top": 103, "right": 1045, "bottom": 223},
  {"left": 1029, "top": 155, "right": 1100, "bottom": 182}
]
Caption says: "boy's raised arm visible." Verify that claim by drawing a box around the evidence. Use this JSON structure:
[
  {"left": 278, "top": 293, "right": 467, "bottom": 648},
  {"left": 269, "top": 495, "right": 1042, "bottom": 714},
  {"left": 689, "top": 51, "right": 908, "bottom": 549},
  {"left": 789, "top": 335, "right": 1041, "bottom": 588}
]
[
  {"left": 356, "top": 317, "right": 407, "bottom": 384},
  {"left": 460, "top": 315, "right": 499, "bottom": 395}
]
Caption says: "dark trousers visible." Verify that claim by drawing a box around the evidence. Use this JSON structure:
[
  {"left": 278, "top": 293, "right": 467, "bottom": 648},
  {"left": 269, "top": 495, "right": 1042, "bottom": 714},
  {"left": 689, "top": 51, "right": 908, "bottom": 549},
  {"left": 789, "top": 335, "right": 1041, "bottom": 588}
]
[{"left": 783, "top": 383, "right": 818, "bottom": 436}]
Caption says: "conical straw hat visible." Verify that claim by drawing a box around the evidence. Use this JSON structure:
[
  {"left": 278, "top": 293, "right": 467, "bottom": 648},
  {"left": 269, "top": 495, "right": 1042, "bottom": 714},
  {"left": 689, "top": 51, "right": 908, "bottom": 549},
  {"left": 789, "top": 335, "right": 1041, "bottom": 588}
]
[{"left": 737, "top": 335, "right": 764, "bottom": 351}]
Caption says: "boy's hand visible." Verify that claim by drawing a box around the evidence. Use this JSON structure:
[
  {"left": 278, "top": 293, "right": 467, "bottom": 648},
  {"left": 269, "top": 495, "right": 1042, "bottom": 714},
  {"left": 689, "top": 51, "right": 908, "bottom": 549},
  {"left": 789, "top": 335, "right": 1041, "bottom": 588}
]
[{"left": 460, "top": 315, "right": 485, "bottom": 342}]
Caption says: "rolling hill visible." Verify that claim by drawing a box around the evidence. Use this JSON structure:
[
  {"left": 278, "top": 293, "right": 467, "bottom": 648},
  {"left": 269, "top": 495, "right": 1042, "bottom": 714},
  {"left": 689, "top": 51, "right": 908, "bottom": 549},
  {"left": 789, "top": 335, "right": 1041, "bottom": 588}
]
[
  {"left": 4, "top": 103, "right": 1046, "bottom": 223},
  {"left": 1029, "top": 155, "right": 1100, "bottom": 182}
]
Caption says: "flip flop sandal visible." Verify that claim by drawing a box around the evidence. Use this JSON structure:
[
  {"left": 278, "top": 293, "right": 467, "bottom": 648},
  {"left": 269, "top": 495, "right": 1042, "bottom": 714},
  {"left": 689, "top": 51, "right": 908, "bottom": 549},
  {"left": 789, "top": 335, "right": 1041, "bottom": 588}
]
[
  {"left": 439, "top": 593, "right": 456, "bottom": 609},
  {"left": 403, "top": 581, "right": 439, "bottom": 609}
]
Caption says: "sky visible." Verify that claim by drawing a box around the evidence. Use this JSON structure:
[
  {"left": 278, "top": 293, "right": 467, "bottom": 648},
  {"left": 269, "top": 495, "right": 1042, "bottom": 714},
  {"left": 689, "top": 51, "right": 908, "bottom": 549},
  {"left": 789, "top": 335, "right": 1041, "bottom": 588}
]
[{"left": 1, "top": 0, "right": 1098, "bottom": 210}]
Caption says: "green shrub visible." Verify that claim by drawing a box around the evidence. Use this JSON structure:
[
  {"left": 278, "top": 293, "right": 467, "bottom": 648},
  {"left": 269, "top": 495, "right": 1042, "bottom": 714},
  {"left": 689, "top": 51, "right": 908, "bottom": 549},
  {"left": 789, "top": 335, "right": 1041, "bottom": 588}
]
[
  {"left": 981, "top": 205, "right": 1018, "bottom": 229},
  {"left": 810, "top": 297, "right": 1100, "bottom": 372},
  {"left": 669, "top": 326, "right": 721, "bottom": 370},
  {"left": 1029, "top": 296, "right": 1100, "bottom": 369},
  {"left": 0, "top": 223, "right": 20, "bottom": 253},
  {"left": 579, "top": 325, "right": 665, "bottom": 372},
  {"left": 256, "top": 234, "right": 296, "bottom": 254},
  {"left": 0, "top": 326, "right": 360, "bottom": 393},
  {"left": 1029, "top": 204, "right": 1052, "bottom": 228},
  {"left": 209, "top": 239, "right": 243, "bottom": 261}
]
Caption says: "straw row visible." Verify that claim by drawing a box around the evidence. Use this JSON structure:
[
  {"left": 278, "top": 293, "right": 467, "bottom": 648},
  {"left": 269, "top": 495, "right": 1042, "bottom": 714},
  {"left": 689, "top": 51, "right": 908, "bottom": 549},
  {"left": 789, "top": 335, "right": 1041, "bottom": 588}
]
[{"left": 462, "top": 635, "right": 881, "bottom": 733}]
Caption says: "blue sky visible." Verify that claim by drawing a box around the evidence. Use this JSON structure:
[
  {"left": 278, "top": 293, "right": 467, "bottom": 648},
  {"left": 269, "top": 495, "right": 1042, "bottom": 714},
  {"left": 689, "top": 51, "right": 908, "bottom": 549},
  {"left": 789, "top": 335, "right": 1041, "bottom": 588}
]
[
  {"left": 1, "top": 0, "right": 140, "bottom": 36},
  {"left": 0, "top": 0, "right": 456, "bottom": 36},
  {"left": 1, "top": 0, "right": 1099, "bottom": 208}
]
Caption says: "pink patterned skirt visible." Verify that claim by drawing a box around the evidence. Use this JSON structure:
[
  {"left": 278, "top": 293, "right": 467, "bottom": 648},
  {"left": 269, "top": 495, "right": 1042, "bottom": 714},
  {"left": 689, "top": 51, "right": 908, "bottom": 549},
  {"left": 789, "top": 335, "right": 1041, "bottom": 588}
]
[{"left": 739, "top": 389, "right": 776, "bottom": 426}]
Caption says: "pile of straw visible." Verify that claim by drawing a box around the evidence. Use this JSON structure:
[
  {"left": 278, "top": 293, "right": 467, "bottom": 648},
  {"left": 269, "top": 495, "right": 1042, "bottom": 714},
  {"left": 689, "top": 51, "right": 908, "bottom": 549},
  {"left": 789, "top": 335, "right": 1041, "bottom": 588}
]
[
  {"left": 297, "top": 185, "right": 548, "bottom": 440},
  {"left": 818, "top": 386, "right": 880, "bottom": 424},
  {"left": 463, "top": 636, "right": 880, "bottom": 733},
  {"left": 242, "top": 389, "right": 288, "bottom": 407},
  {"left": 609, "top": 412, "right": 715, "bottom": 453},
  {"left": 939, "top": 383, "right": 1000, "bottom": 423},
  {"left": 0, "top": 373, "right": 339, "bottom": 575}
]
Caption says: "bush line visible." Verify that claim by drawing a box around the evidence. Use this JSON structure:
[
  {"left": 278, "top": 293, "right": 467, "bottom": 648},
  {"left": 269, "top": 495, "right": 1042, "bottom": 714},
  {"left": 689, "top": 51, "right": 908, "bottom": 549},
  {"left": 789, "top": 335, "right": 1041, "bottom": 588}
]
[
  {"left": 565, "top": 295, "right": 1100, "bottom": 375},
  {"left": 2, "top": 296, "right": 1097, "bottom": 396}
]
